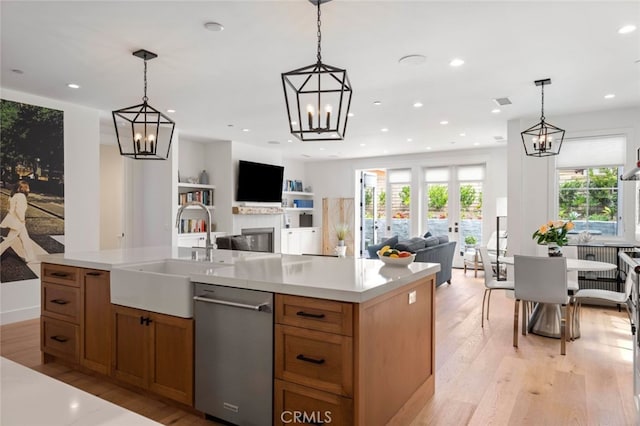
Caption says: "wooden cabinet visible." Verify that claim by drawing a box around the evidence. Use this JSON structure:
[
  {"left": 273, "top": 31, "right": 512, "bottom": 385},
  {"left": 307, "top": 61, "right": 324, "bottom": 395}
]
[
  {"left": 41, "top": 264, "right": 111, "bottom": 375},
  {"left": 274, "top": 275, "right": 436, "bottom": 426},
  {"left": 112, "top": 304, "right": 194, "bottom": 406},
  {"left": 274, "top": 294, "right": 354, "bottom": 425}
]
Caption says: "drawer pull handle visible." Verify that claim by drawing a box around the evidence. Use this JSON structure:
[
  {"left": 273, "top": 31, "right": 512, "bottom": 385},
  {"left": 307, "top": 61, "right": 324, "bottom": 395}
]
[
  {"left": 51, "top": 272, "right": 70, "bottom": 278},
  {"left": 86, "top": 271, "right": 101, "bottom": 276},
  {"left": 51, "top": 299, "right": 69, "bottom": 305},
  {"left": 296, "top": 354, "right": 325, "bottom": 365},
  {"left": 50, "top": 335, "right": 68, "bottom": 343},
  {"left": 296, "top": 311, "right": 325, "bottom": 319}
]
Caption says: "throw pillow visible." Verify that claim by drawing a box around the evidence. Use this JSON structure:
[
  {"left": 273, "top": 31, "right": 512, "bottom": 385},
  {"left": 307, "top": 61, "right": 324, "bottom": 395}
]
[
  {"left": 367, "top": 235, "right": 399, "bottom": 259},
  {"left": 437, "top": 235, "right": 450, "bottom": 244},
  {"left": 424, "top": 236, "right": 440, "bottom": 247},
  {"left": 396, "top": 237, "right": 427, "bottom": 253},
  {"left": 423, "top": 231, "right": 432, "bottom": 238}
]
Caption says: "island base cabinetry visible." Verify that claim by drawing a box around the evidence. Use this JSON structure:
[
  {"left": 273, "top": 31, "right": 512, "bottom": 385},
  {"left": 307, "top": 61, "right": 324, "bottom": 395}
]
[
  {"left": 274, "top": 274, "right": 435, "bottom": 426},
  {"left": 40, "top": 264, "right": 111, "bottom": 376},
  {"left": 112, "top": 304, "right": 194, "bottom": 406}
]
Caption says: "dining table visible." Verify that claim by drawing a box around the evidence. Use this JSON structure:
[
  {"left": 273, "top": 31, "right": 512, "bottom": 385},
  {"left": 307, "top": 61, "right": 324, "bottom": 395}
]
[{"left": 499, "top": 256, "right": 617, "bottom": 339}]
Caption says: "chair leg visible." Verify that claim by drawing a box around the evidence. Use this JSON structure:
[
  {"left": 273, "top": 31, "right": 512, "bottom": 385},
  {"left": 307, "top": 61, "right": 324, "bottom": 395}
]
[
  {"left": 481, "top": 289, "right": 488, "bottom": 328},
  {"left": 487, "top": 289, "right": 492, "bottom": 320},
  {"left": 513, "top": 299, "right": 520, "bottom": 348},
  {"left": 522, "top": 301, "right": 528, "bottom": 336},
  {"left": 560, "top": 304, "right": 567, "bottom": 355},
  {"left": 464, "top": 263, "right": 468, "bottom": 275}
]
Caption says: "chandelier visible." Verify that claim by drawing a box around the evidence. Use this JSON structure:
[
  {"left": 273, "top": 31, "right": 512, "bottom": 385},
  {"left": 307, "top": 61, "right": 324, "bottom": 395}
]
[
  {"left": 281, "top": 0, "right": 352, "bottom": 142},
  {"left": 112, "top": 49, "right": 175, "bottom": 160},
  {"left": 521, "top": 78, "right": 565, "bottom": 157}
]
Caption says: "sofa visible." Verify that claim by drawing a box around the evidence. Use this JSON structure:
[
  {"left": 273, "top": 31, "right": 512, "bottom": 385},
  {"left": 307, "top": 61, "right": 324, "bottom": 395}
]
[{"left": 367, "top": 233, "right": 457, "bottom": 287}]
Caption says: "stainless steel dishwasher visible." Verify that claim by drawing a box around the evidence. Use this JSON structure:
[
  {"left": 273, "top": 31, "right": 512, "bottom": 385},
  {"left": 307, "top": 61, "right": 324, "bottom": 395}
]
[{"left": 194, "top": 283, "right": 273, "bottom": 425}]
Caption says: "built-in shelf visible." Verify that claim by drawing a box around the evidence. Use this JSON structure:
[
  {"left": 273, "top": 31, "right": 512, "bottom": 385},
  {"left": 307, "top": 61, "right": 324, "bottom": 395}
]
[
  {"left": 177, "top": 183, "right": 215, "bottom": 190},
  {"left": 232, "top": 206, "right": 283, "bottom": 215},
  {"left": 177, "top": 205, "right": 215, "bottom": 210},
  {"left": 282, "top": 191, "right": 314, "bottom": 196},
  {"left": 283, "top": 207, "right": 314, "bottom": 212}
]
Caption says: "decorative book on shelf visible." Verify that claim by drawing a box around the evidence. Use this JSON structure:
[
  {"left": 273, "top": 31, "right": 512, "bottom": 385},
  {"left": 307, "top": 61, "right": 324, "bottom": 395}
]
[
  {"left": 179, "top": 190, "right": 212, "bottom": 206},
  {"left": 178, "top": 219, "right": 207, "bottom": 234},
  {"left": 232, "top": 206, "right": 283, "bottom": 215}
]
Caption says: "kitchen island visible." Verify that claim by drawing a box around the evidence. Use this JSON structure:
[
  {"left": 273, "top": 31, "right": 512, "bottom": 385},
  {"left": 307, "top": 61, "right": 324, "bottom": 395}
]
[{"left": 39, "top": 248, "right": 439, "bottom": 425}]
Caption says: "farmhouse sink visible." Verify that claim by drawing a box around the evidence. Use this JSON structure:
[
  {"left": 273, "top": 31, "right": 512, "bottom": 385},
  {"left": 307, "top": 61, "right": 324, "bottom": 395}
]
[{"left": 111, "top": 259, "right": 218, "bottom": 318}]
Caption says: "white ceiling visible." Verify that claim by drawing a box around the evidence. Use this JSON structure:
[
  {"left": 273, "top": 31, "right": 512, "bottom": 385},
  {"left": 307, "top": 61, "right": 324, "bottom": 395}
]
[{"left": 1, "top": 1, "right": 639, "bottom": 161}]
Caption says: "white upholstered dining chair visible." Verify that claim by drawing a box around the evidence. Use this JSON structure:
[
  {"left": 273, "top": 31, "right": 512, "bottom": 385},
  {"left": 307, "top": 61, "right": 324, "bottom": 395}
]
[
  {"left": 513, "top": 255, "right": 570, "bottom": 355},
  {"left": 479, "top": 247, "right": 514, "bottom": 328}
]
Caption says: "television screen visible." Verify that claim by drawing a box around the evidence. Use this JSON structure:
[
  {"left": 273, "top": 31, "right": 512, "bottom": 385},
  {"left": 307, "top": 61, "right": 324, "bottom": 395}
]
[{"left": 236, "top": 160, "right": 284, "bottom": 203}]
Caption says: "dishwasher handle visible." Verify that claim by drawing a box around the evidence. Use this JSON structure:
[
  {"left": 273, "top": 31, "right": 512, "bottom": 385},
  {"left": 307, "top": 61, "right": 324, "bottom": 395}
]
[{"left": 194, "top": 295, "right": 270, "bottom": 312}]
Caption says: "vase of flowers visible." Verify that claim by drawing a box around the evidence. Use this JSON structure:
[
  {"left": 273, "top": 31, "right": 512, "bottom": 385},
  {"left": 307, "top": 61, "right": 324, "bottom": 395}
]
[{"left": 532, "top": 220, "right": 574, "bottom": 257}]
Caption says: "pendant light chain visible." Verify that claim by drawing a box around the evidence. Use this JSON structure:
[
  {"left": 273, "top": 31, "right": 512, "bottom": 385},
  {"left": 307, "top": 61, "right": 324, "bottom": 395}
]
[
  {"left": 540, "top": 83, "right": 545, "bottom": 121},
  {"left": 142, "top": 59, "right": 149, "bottom": 102},
  {"left": 316, "top": 1, "right": 322, "bottom": 63}
]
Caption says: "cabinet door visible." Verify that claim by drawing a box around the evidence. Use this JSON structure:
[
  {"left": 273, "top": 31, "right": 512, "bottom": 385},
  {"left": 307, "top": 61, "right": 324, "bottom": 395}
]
[
  {"left": 148, "top": 312, "right": 194, "bottom": 406},
  {"left": 299, "top": 229, "right": 314, "bottom": 255},
  {"left": 81, "top": 269, "right": 111, "bottom": 375},
  {"left": 310, "top": 228, "right": 321, "bottom": 255},
  {"left": 281, "top": 230, "right": 290, "bottom": 254},
  {"left": 112, "top": 304, "right": 148, "bottom": 388}
]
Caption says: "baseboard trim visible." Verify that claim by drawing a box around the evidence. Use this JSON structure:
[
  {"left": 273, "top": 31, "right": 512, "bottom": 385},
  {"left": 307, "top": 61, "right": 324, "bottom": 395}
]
[{"left": 1, "top": 306, "right": 40, "bottom": 325}]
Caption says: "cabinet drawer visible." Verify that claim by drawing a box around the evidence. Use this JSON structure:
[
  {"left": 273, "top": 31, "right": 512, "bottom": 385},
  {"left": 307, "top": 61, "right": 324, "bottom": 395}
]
[
  {"left": 41, "top": 263, "right": 80, "bottom": 287},
  {"left": 276, "top": 294, "right": 353, "bottom": 336},
  {"left": 42, "top": 317, "right": 79, "bottom": 362},
  {"left": 274, "top": 379, "right": 353, "bottom": 426},
  {"left": 42, "top": 282, "right": 80, "bottom": 323},
  {"left": 275, "top": 325, "right": 353, "bottom": 397}
]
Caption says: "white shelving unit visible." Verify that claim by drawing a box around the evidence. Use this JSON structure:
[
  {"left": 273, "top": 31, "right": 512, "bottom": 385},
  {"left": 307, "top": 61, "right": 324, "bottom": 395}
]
[
  {"left": 177, "top": 183, "right": 216, "bottom": 239},
  {"left": 177, "top": 183, "right": 215, "bottom": 209},
  {"left": 282, "top": 191, "right": 314, "bottom": 211}
]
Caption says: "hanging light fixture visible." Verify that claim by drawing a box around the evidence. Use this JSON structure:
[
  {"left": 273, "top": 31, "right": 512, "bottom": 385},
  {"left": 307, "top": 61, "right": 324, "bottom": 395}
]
[
  {"left": 281, "top": 0, "right": 353, "bottom": 142},
  {"left": 112, "top": 49, "right": 175, "bottom": 160},
  {"left": 521, "top": 78, "right": 565, "bottom": 157}
]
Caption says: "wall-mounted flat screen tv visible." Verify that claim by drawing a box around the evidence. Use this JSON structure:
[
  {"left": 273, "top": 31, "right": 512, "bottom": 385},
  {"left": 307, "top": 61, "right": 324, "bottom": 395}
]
[{"left": 236, "top": 160, "right": 284, "bottom": 203}]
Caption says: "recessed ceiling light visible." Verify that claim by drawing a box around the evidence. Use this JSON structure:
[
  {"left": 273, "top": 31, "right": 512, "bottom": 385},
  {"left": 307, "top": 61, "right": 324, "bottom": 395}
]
[
  {"left": 459, "top": 132, "right": 466, "bottom": 137},
  {"left": 473, "top": 142, "right": 480, "bottom": 146},
  {"left": 491, "top": 108, "right": 501, "bottom": 114},
  {"left": 426, "top": 147, "right": 432, "bottom": 150},
  {"left": 11, "top": 69, "right": 24, "bottom": 74},
  {"left": 413, "top": 102, "right": 423, "bottom": 108},
  {"left": 347, "top": 112, "right": 355, "bottom": 117},
  {"left": 287, "top": 139, "right": 293, "bottom": 143},
  {"left": 604, "top": 94, "right": 616, "bottom": 99},
  {"left": 618, "top": 25, "right": 637, "bottom": 34},
  {"left": 204, "top": 22, "right": 224, "bottom": 32},
  {"left": 167, "top": 109, "right": 176, "bottom": 113},
  {"left": 360, "top": 143, "right": 366, "bottom": 147},
  {"left": 398, "top": 54, "right": 427, "bottom": 66},
  {"left": 67, "top": 83, "right": 80, "bottom": 89},
  {"left": 242, "top": 128, "right": 250, "bottom": 132},
  {"left": 381, "top": 128, "right": 389, "bottom": 132},
  {"left": 440, "top": 120, "right": 449, "bottom": 125},
  {"left": 449, "top": 58, "right": 465, "bottom": 67},
  {"left": 291, "top": 121, "right": 297, "bottom": 125},
  {"left": 373, "top": 101, "right": 382, "bottom": 106},
  {"left": 383, "top": 150, "right": 389, "bottom": 154},
  {"left": 407, "top": 138, "right": 413, "bottom": 142},
  {"left": 319, "top": 147, "right": 325, "bottom": 151},
  {"left": 268, "top": 141, "right": 280, "bottom": 145}
]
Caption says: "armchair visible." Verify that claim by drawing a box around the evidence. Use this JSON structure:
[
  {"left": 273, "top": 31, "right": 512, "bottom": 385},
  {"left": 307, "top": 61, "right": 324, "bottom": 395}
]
[{"left": 463, "top": 231, "right": 507, "bottom": 277}]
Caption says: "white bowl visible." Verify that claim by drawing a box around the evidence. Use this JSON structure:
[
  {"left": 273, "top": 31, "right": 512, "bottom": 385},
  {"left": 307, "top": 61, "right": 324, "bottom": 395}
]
[{"left": 376, "top": 250, "right": 416, "bottom": 266}]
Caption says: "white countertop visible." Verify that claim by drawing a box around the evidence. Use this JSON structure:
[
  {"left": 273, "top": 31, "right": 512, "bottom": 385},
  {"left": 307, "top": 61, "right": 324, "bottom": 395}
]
[
  {"left": 40, "top": 247, "right": 440, "bottom": 303},
  {"left": 0, "top": 357, "right": 161, "bottom": 426}
]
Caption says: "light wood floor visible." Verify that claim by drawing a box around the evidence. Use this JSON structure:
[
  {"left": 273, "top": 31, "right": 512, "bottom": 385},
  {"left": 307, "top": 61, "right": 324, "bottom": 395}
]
[{"left": 1, "top": 269, "right": 636, "bottom": 425}]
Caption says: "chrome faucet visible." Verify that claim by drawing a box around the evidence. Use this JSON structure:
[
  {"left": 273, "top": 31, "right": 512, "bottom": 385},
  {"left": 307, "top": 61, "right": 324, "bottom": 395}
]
[{"left": 175, "top": 201, "right": 216, "bottom": 261}]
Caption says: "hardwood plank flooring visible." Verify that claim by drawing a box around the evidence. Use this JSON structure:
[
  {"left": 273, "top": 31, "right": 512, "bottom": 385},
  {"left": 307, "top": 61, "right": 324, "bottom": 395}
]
[{"left": 1, "top": 268, "right": 635, "bottom": 425}]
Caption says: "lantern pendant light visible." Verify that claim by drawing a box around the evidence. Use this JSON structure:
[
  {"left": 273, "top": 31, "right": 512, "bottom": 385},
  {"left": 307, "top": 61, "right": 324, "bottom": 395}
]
[
  {"left": 281, "top": 0, "right": 353, "bottom": 142},
  {"left": 112, "top": 49, "right": 175, "bottom": 160},
  {"left": 521, "top": 78, "right": 565, "bottom": 157}
]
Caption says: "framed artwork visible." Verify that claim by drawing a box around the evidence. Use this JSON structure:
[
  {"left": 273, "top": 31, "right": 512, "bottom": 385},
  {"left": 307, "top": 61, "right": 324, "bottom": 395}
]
[{"left": 0, "top": 99, "right": 64, "bottom": 283}]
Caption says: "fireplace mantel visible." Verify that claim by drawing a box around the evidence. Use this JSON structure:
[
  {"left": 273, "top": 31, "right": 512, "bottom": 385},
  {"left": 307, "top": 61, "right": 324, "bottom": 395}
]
[{"left": 232, "top": 206, "right": 283, "bottom": 215}]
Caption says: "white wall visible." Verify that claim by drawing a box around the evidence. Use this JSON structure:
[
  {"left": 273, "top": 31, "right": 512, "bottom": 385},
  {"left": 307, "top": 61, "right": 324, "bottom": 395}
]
[
  {"left": 0, "top": 88, "right": 101, "bottom": 324},
  {"left": 100, "top": 145, "right": 124, "bottom": 249},
  {"left": 507, "top": 106, "right": 640, "bottom": 256}
]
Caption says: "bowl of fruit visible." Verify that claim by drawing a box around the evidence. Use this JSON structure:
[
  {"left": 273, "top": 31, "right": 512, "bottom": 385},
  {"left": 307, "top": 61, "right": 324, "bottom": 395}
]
[{"left": 376, "top": 246, "right": 416, "bottom": 266}]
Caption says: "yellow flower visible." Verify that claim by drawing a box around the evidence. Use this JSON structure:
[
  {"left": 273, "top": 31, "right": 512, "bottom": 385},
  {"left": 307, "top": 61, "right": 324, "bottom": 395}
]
[
  {"left": 566, "top": 221, "right": 574, "bottom": 230},
  {"left": 539, "top": 224, "right": 548, "bottom": 234},
  {"left": 552, "top": 220, "right": 564, "bottom": 229},
  {"left": 547, "top": 220, "right": 554, "bottom": 226}
]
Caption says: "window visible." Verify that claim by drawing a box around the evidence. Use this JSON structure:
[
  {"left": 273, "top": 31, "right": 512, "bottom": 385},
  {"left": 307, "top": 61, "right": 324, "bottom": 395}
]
[
  {"left": 388, "top": 169, "right": 411, "bottom": 240},
  {"left": 556, "top": 136, "right": 625, "bottom": 237}
]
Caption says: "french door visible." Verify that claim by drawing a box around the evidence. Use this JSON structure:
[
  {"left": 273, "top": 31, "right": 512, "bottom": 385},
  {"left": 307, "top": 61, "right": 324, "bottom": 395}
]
[{"left": 424, "top": 165, "right": 485, "bottom": 268}]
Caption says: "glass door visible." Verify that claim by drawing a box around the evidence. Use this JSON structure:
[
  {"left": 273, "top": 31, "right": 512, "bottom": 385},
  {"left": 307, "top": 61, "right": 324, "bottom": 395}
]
[
  {"left": 424, "top": 165, "right": 485, "bottom": 268},
  {"left": 360, "top": 171, "right": 380, "bottom": 257},
  {"left": 387, "top": 169, "right": 412, "bottom": 241}
]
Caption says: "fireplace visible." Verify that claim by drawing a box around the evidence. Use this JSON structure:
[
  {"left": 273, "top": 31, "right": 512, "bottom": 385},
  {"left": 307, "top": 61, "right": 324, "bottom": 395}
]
[{"left": 241, "top": 227, "right": 274, "bottom": 253}]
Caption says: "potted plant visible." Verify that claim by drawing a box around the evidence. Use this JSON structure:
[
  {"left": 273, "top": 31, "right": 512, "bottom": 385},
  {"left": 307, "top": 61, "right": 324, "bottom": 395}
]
[
  {"left": 532, "top": 220, "right": 574, "bottom": 256},
  {"left": 335, "top": 223, "right": 349, "bottom": 247},
  {"left": 464, "top": 235, "right": 478, "bottom": 248}
]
